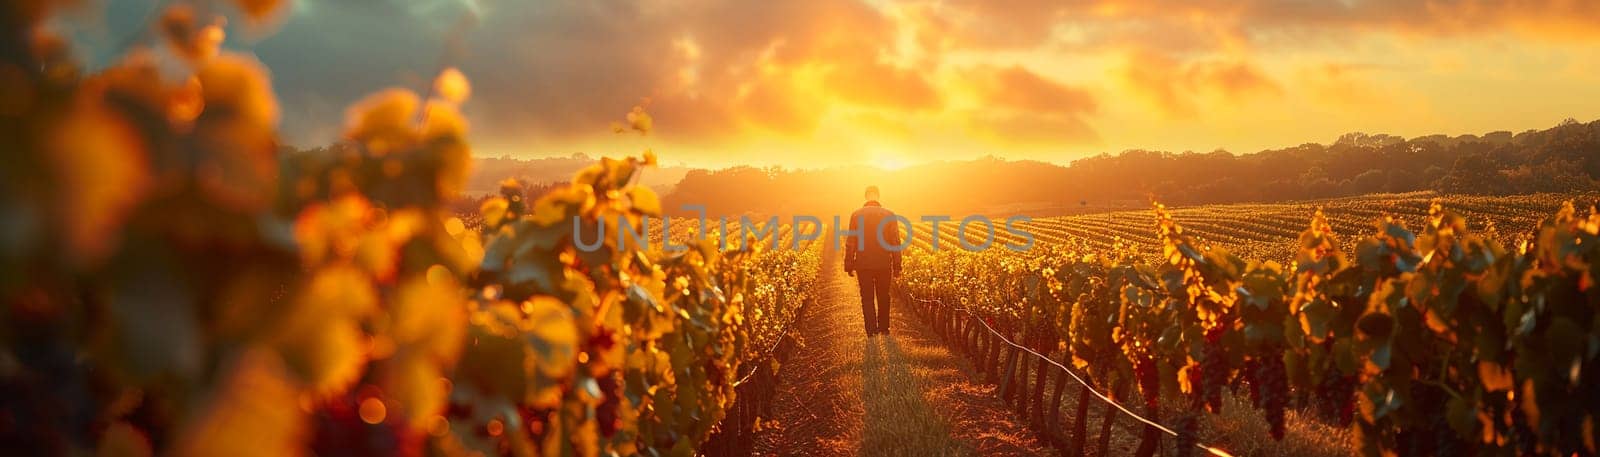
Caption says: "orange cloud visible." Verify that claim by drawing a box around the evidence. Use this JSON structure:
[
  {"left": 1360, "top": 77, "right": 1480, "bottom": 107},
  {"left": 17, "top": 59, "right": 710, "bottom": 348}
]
[
  {"left": 823, "top": 60, "right": 942, "bottom": 112},
  {"left": 959, "top": 65, "right": 1099, "bottom": 145},
  {"left": 1118, "top": 50, "right": 1281, "bottom": 117},
  {"left": 1077, "top": 0, "right": 1600, "bottom": 52},
  {"left": 1295, "top": 63, "right": 1392, "bottom": 108},
  {"left": 1198, "top": 61, "right": 1282, "bottom": 99},
  {"left": 194, "top": 0, "right": 1600, "bottom": 165},
  {"left": 430, "top": 0, "right": 909, "bottom": 147},
  {"left": 932, "top": 0, "right": 1072, "bottom": 48},
  {"left": 732, "top": 75, "right": 824, "bottom": 135},
  {"left": 965, "top": 111, "right": 1099, "bottom": 146},
  {"left": 969, "top": 65, "right": 1098, "bottom": 116}
]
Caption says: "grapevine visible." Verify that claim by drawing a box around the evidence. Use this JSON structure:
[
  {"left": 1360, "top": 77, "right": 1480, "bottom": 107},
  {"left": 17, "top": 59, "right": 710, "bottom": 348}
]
[
  {"left": 901, "top": 196, "right": 1600, "bottom": 456},
  {"left": 0, "top": 3, "right": 817, "bottom": 456}
]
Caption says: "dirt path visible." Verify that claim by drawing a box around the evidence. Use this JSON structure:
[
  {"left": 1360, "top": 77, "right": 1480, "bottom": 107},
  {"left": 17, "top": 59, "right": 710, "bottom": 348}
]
[{"left": 752, "top": 250, "right": 1051, "bottom": 456}]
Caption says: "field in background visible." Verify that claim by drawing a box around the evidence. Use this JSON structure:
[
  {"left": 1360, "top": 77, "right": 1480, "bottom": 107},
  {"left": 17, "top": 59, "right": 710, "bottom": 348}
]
[{"left": 911, "top": 192, "right": 1598, "bottom": 261}]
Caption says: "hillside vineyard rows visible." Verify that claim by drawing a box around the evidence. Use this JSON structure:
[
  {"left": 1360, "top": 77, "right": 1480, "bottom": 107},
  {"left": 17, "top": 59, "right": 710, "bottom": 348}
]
[
  {"left": 628, "top": 192, "right": 1599, "bottom": 456},
  {"left": 895, "top": 196, "right": 1600, "bottom": 457},
  {"left": 1003, "top": 192, "right": 1593, "bottom": 262},
  {"left": 6, "top": 2, "right": 1600, "bottom": 456}
]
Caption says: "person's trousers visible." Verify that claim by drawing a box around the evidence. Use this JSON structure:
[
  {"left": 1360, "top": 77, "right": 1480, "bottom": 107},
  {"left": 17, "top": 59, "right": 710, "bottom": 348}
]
[{"left": 856, "top": 268, "right": 892, "bottom": 334}]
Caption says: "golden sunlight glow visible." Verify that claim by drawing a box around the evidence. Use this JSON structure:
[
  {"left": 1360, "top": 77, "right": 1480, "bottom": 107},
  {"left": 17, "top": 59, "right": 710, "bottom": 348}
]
[
  {"left": 870, "top": 150, "right": 912, "bottom": 171},
  {"left": 252, "top": 0, "right": 1600, "bottom": 167}
]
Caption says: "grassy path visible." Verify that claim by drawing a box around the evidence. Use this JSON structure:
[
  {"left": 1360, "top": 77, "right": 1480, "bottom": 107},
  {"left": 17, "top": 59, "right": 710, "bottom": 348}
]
[{"left": 752, "top": 249, "right": 1050, "bottom": 456}]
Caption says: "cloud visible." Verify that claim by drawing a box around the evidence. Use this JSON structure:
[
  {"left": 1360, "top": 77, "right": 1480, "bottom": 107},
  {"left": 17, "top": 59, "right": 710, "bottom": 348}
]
[
  {"left": 876, "top": 0, "right": 1600, "bottom": 59},
  {"left": 968, "top": 65, "right": 1097, "bottom": 116},
  {"left": 1193, "top": 60, "right": 1282, "bottom": 99},
  {"left": 823, "top": 60, "right": 942, "bottom": 112},
  {"left": 457, "top": 0, "right": 957, "bottom": 147},
  {"left": 1118, "top": 50, "right": 1281, "bottom": 117},
  {"left": 1079, "top": 1, "right": 1600, "bottom": 53},
  {"left": 1295, "top": 62, "right": 1392, "bottom": 108},
  {"left": 924, "top": 0, "right": 1072, "bottom": 48},
  {"left": 964, "top": 110, "right": 1099, "bottom": 146},
  {"left": 959, "top": 65, "right": 1099, "bottom": 145},
  {"left": 1241, "top": 0, "right": 1600, "bottom": 39},
  {"left": 730, "top": 73, "right": 824, "bottom": 134},
  {"left": 61, "top": 0, "right": 1591, "bottom": 166},
  {"left": 247, "top": 0, "right": 924, "bottom": 150},
  {"left": 1119, "top": 51, "right": 1192, "bottom": 116}
]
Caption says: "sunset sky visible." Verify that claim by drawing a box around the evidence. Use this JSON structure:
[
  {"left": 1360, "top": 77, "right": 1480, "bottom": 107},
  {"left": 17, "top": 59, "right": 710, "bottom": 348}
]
[{"left": 70, "top": 0, "right": 1600, "bottom": 168}]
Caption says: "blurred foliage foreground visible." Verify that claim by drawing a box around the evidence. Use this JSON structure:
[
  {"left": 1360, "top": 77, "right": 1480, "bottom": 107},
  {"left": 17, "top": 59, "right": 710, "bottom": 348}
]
[{"left": 0, "top": 2, "right": 816, "bottom": 456}]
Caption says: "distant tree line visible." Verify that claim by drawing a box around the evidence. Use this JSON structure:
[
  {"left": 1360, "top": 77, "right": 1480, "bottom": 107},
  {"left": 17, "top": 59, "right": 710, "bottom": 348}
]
[{"left": 662, "top": 119, "right": 1600, "bottom": 217}]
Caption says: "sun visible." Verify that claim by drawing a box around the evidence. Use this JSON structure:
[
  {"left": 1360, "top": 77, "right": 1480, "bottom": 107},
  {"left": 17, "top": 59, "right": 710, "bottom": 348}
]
[{"left": 870, "top": 151, "right": 912, "bottom": 170}]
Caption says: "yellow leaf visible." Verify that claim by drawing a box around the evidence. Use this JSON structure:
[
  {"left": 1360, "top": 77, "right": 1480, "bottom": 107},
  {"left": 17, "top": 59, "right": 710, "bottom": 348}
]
[
  {"left": 625, "top": 105, "right": 652, "bottom": 135},
  {"left": 197, "top": 53, "right": 279, "bottom": 130},
  {"left": 426, "top": 264, "right": 454, "bottom": 287},
  {"left": 445, "top": 217, "right": 467, "bottom": 237},
  {"left": 391, "top": 277, "right": 465, "bottom": 361},
  {"left": 421, "top": 99, "right": 468, "bottom": 140},
  {"left": 168, "top": 75, "right": 203, "bottom": 124},
  {"left": 383, "top": 354, "right": 446, "bottom": 427},
  {"left": 293, "top": 195, "right": 374, "bottom": 266},
  {"left": 1177, "top": 363, "right": 1195, "bottom": 394},
  {"left": 529, "top": 188, "right": 584, "bottom": 226},
  {"left": 355, "top": 233, "right": 398, "bottom": 282},
  {"left": 480, "top": 196, "right": 509, "bottom": 228},
  {"left": 628, "top": 186, "right": 662, "bottom": 216},
  {"left": 174, "top": 350, "right": 305, "bottom": 457},
  {"left": 459, "top": 235, "right": 485, "bottom": 268},
  {"left": 525, "top": 296, "right": 579, "bottom": 379},
  {"left": 233, "top": 0, "right": 289, "bottom": 22},
  {"left": 433, "top": 67, "right": 471, "bottom": 104},
  {"left": 49, "top": 94, "right": 149, "bottom": 267},
  {"left": 160, "top": 6, "right": 224, "bottom": 63},
  {"left": 277, "top": 266, "right": 375, "bottom": 394},
  {"left": 344, "top": 88, "right": 419, "bottom": 155},
  {"left": 1478, "top": 360, "right": 1514, "bottom": 392}
]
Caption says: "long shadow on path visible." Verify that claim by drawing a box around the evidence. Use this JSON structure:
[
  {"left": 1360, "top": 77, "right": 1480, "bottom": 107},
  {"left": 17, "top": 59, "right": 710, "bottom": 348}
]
[
  {"left": 859, "top": 335, "right": 969, "bottom": 456},
  {"left": 753, "top": 247, "right": 1049, "bottom": 456}
]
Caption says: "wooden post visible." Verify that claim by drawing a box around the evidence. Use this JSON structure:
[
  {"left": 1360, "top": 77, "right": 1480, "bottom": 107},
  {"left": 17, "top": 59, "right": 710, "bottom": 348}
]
[
  {"left": 946, "top": 310, "right": 957, "bottom": 346},
  {"left": 950, "top": 310, "right": 959, "bottom": 344},
  {"left": 1000, "top": 344, "right": 1019, "bottom": 402},
  {"left": 935, "top": 305, "right": 944, "bottom": 336},
  {"left": 1096, "top": 377, "right": 1126, "bottom": 457},
  {"left": 1032, "top": 349, "right": 1052, "bottom": 428},
  {"left": 941, "top": 305, "right": 950, "bottom": 338},
  {"left": 1025, "top": 353, "right": 1042, "bottom": 421},
  {"left": 1133, "top": 357, "right": 1161, "bottom": 457},
  {"left": 961, "top": 319, "right": 974, "bottom": 356},
  {"left": 970, "top": 321, "right": 980, "bottom": 357},
  {"left": 746, "top": 379, "right": 756, "bottom": 448},
  {"left": 1012, "top": 349, "right": 1029, "bottom": 412},
  {"left": 1070, "top": 381, "right": 1091, "bottom": 457},
  {"left": 986, "top": 333, "right": 1003, "bottom": 384},
  {"left": 1048, "top": 363, "right": 1068, "bottom": 431},
  {"left": 973, "top": 330, "right": 987, "bottom": 376},
  {"left": 974, "top": 329, "right": 987, "bottom": 374},
  {"left": 967, "top": 320, "right": 977, "bottom": 356}
]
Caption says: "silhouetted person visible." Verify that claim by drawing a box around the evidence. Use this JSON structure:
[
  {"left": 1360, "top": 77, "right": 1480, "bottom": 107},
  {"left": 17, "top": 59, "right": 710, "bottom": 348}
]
[{"left": 844, "top": 186, "right": 902, "bottom": 336}]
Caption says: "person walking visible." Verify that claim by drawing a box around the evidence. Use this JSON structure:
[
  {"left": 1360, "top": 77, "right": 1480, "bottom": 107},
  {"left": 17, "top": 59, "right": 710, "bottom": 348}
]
[{"left": 844, "top": 185, "right": 903, "bottom": 337}]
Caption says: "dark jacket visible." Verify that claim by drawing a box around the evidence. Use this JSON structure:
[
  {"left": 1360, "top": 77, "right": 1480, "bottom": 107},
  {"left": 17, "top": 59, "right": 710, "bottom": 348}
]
[{"left": 845, "top": 201, "right": 903, "bottom": 272}]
